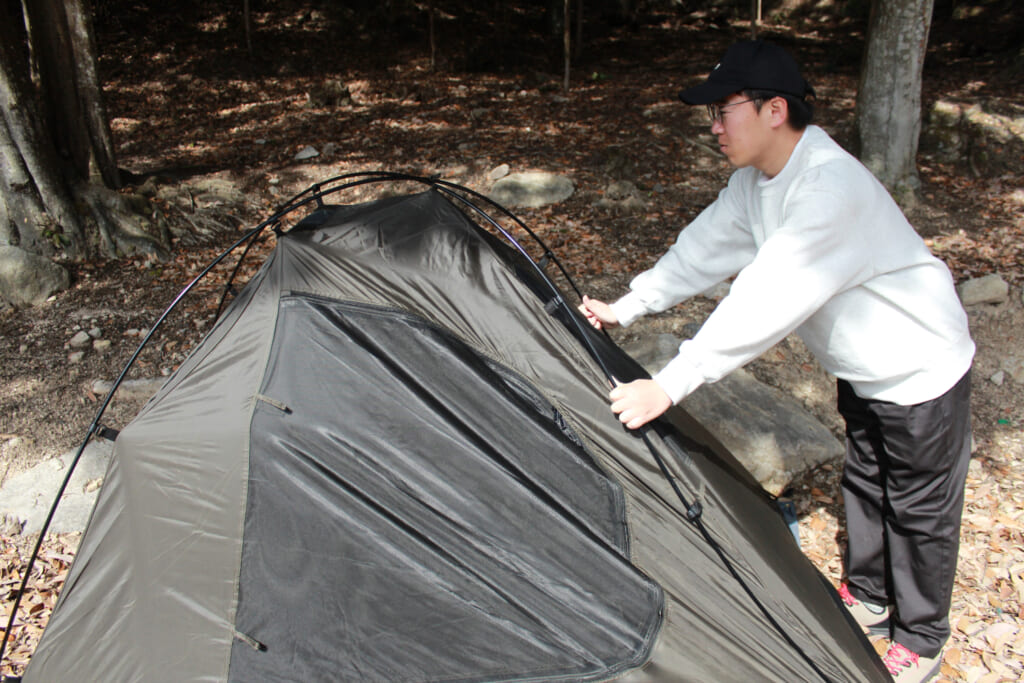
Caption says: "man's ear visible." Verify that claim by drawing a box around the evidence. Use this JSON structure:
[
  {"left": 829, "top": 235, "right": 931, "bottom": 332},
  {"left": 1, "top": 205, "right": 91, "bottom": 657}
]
[{"left": 767, "top": 96, "right": 789, "bottom": 129}]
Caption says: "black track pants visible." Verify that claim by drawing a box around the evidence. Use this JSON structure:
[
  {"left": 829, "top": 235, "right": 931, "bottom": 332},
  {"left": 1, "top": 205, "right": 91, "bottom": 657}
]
[{"left": 838, "top": 370, "right": 972, "bottom": 658}]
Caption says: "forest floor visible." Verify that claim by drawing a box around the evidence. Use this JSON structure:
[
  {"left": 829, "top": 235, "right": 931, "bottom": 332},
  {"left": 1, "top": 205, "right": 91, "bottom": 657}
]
[{"left": 1, "top": 1, "right": 1023, "bottom": 679}]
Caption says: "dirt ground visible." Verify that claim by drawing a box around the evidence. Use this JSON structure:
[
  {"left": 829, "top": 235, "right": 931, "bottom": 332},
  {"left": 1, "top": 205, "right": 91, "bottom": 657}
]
[{"left": 1, "top": 1, "right": 1023, "bottom": 679}]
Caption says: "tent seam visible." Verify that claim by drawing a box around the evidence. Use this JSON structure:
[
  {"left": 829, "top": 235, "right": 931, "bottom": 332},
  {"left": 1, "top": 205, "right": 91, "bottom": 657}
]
[{"left": 220, "top": 247, "right": 287, "bottom": 681}]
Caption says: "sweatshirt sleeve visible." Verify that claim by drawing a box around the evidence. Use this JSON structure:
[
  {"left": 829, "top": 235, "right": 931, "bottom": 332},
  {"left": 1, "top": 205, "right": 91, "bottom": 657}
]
[
  {"left": 610, "top": 174, "right": 759, "bottom": 328},
  {"left": 653, "top": 170, "right": 874, "bottom": 403}
]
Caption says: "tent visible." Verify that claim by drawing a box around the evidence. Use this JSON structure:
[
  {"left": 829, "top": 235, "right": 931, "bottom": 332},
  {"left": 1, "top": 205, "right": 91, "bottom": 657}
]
[{"left": 18, "top": 175, "right": 890, "bottom": 682}]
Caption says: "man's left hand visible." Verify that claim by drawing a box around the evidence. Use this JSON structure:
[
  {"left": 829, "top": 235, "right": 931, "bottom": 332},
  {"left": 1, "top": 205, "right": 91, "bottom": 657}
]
[{"left": 609, "top": 379, "right": 672, "bottom": 430}]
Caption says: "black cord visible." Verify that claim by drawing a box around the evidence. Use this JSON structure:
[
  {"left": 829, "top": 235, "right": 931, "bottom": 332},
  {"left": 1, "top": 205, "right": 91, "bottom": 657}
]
[{"left": 636, "top": 427, "right": 832, "bottom": 682}]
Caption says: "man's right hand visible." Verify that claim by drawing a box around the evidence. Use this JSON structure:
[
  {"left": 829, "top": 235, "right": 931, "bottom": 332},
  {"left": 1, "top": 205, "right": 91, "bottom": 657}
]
[{"left": 578, "top": 295, "right": 619, "bottom": 330}]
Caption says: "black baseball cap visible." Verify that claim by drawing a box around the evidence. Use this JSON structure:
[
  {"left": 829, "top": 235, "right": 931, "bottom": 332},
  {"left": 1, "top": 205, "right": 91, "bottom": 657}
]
[{"left": 678, "top": 40, "right": 814, "bottom": 105}]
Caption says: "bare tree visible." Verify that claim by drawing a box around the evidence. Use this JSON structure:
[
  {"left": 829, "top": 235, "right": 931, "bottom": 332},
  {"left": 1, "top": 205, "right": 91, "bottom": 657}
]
[
  {"left": 564, "top": 0, "right": 571, "bottom": 91},
  {"left": 244, "top": 0, "right": 254, "bottom": 57},
  {"left": 0, "top": 0, "right": 168, "bottom": 303},
  {"left": 856, "top": 0, "right": 935, "bottom": 198}
]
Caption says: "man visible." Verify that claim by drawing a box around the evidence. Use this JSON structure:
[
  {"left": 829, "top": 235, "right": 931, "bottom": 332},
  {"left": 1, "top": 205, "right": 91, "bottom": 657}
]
[{"left": 579, "top": 40, "right": 973, "bottom": 683}]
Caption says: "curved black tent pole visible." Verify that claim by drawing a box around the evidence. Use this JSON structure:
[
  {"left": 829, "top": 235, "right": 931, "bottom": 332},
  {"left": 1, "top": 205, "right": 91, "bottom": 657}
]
[
  {"left": 2, "top": 172, "right": 830, "bottom": 682},
  {"left": 212, "top": 229, "right": 271, "bottom": 321},
  {"left": 204, "top": 171, "right": 584, "bottom": 336},
  {"left": 272, "top": 170, "right": 584, "bottom": 298}
]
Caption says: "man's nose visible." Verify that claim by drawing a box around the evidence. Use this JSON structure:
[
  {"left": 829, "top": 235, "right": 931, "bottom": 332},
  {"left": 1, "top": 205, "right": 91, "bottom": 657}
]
[{"left": 711, "top": 118, "right": 725, "bottom": 135}]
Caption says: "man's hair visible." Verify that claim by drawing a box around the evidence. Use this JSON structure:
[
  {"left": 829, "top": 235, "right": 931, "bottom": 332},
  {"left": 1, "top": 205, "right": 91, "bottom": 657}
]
[{"left": 745, "top": 89, "right": 814, "bottom": 131}]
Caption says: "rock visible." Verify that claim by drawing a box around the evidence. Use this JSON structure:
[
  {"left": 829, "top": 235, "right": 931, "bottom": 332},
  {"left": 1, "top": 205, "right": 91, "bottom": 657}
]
[
  {"left": 0, "top": 246, "right": 70, "bottom": 306},
  {"left": 0, "top": 441, "right": 113, "bottom": 534},
  {"left": 990, "top": 370, "right": 1005, "bottom": 386},
  {"left": 921, "top": 100, "right": 967, "bottom": 164},
  {"left": 73, "top": 307, "right": 117, "bottom": 320},
  {"left": 595, "top": 180, "right": 646, "bottom": 215},
  {"left": 624, "top": 334, "right": 684, "bottom": 371},
  {"left": 488, "top": 164, "right": 510, "bottom": 181},
  {"left": 307, "top": 79, "right": 352, "bottom": 108},
  {"left": 605, "top": 180, "right": 638, "bottom": 200},
  {"left": 685, "top": 369, "right": 844, "bottom": 495},
  {"left": 921, "top": 100, "right": 1024, "bottom": 176},
  {"left": 489, "top": 172, "right": 574, "bottom": 208},
  {"left": 958, "top": 274, "right": 1009, "bottom": 306},
  {"left": 88, "top": 326, "right": 102, "bottom": 339},
  {"left": 294, "top": 146, "right": 320, "bottom": 161},
  {"left": 69, "top": 330, "right": 92, "bottom": 348},
  {"left": 681, "top": 321, "right": 702, "bottom": 338},
  {"left": 622, "top": 333, "right": 844, "bottom": 495},
  {"left": 186, "top": 177, "right": 247, "bottom": 206},
  {"left": 68, "top": 351, "right": 86, "bottom": 363},
  {"left": 91, "top": 377, "right": 166, "bottom": 402},
  {"left": 1003, "top": 357, "right": 1024, "bottom": 384},
  {"left": 596, "top": 195, "right": 646, "bottom": 215},
  {"left": 93, "top": 339, "right": 112, "bottom": 353},
  {"left": 962, "top": 105, "right": 1024, "bottom": 175},
  {"left": 702, "top": 281, "right": 732, "bottom": 301}
]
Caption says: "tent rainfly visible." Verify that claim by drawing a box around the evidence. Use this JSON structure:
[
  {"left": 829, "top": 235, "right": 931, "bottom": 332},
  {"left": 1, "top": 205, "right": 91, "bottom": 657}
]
[{"left": 16, "top": 176, "right": 891, "bottom": 682}]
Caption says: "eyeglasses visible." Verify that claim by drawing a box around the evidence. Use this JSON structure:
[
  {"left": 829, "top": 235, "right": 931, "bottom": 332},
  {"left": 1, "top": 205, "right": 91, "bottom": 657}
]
[{"left": 706, "top": 98, "right": 761, "bottom": 124}]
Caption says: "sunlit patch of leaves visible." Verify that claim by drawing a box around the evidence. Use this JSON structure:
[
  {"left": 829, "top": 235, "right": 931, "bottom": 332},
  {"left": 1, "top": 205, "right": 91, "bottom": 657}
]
[{"left": 0, "top": 534, "right": 77, "bottom": 678}]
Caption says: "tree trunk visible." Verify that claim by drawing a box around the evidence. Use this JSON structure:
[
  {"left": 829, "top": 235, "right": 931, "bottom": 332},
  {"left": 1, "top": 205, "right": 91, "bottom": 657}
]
[
  {"left": 574, "top": 0, "right": 583, "bottom": 60},
  {"left": 244, "top": 0, "right": 253, "bottom": 58},
  {"left": 0, "top": 3, "right": 86, "bottom": 257},
  {"left": 427, "top": 0, "right": 436, "bottom": 71},
  {"left": 66, "top": 0, "right": 121, "bottom": 188},
  {"left": 0, "top": 116, "right": 51, "bottom": 254},
  {"left": 0, "top": 0, "right": 169, "bottom": 304},
  {"left": 563, "top": 0, "right": 571, "bottom": 92},
  {"left": 23, "top": 0, "right": 120, "bottom": 189},
  {"left": 856, "top": 0, "right": 935, "bottom": 196},
  {"left": 22, "top": 0, "right": 87, "bottom": 179}
]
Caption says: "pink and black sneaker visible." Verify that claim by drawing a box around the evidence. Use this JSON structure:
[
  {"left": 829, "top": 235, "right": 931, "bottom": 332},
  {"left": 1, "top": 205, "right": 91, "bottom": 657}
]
[
  {"left": 838, "top": 583, "right": 891, "bottom": 637},
  {"left": 882, "top": 642, "right": 942, "bottom": 683}
]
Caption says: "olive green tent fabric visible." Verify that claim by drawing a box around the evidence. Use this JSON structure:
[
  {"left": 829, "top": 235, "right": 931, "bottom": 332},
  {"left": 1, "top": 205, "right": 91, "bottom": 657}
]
[{"left": 25, "top": 190, "right": 889, "bottom": 682}]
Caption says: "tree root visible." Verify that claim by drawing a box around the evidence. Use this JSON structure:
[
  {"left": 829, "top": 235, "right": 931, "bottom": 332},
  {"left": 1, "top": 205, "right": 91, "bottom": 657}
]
[
  {"left": 163, "top": 199, "right": 247, "bottom": 247},
  {"left": 77, "top": 184, "right": 171, "bottom": 260}
]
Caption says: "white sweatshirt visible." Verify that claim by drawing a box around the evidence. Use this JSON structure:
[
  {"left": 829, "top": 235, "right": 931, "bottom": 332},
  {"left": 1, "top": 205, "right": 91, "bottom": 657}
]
[{"left": 610, "top": 125, "right": 974, "bottom": 406}]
